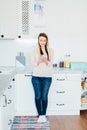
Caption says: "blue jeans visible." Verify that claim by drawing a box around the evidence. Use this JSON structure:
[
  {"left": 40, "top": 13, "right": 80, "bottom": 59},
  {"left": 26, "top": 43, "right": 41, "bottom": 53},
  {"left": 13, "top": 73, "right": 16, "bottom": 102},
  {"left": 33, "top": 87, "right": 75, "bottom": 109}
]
[{"left": 31, "top": 76, "right": 52, "bottom": 115}]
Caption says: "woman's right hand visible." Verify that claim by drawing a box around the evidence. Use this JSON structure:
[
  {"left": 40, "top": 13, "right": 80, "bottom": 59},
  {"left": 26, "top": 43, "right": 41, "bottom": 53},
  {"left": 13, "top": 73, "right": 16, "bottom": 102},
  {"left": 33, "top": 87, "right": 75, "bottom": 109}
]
[
  {"left": 37, "top": 56, "right": 43, "bottom": 65},
  {"left": 37, "top": 55, "right": 46, "bottom": 65}
]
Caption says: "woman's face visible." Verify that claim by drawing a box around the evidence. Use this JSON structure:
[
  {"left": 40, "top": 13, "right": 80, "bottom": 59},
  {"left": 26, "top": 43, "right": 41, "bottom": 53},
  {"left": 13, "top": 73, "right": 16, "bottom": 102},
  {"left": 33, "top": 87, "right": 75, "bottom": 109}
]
[{"left": 39, "top": 36, "right": 47, "bottom": 47}]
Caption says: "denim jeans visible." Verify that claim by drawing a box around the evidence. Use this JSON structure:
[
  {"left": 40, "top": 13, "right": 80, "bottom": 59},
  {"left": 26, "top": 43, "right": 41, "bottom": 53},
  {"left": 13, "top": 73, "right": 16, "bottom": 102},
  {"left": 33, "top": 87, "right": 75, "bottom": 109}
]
[{"left": 31, "top": 76, "right": 52, "bottom": 115}]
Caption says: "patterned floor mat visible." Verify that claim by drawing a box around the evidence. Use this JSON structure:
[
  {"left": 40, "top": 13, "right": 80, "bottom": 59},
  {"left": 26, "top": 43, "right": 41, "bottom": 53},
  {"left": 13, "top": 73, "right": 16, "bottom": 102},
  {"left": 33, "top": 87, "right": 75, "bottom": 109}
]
[{"left": 11, "top": 116, "right": 50, "bottom": 130}]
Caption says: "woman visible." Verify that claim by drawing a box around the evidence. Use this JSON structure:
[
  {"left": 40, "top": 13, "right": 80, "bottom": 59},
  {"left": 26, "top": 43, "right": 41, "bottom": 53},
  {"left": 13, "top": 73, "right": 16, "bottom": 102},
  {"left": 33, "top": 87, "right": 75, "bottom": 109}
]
[{"left": 31, "top": 33, "right": 53, "bottom": 123}]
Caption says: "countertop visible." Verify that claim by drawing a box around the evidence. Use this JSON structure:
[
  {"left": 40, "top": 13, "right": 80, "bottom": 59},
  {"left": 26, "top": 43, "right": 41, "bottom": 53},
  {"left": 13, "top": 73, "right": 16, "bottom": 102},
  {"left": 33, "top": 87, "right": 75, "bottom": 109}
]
[
  {"left": 0, "top": 66, "right": 86, "bottom": 74},
  {"left": 11, "top": 66, "right": 87, "bottom": 74},
  {"left": 0, "top": 66, "right": 87, "bottom": 101},
  {"left": 0, "top": 67, "right": 15, "bottom": 100}
]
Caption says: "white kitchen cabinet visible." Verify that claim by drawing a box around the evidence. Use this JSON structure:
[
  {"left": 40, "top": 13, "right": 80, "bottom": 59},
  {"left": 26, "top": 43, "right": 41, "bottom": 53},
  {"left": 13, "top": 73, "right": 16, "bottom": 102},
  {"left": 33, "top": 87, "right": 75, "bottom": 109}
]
[
  {"left": 15, "top": 74, "right": 37, "bottom": 116},
  {"left": 0, "top": 78, "right": 15, "bottom": 130},
  {"left": 47, "top": 73, "right": 81, "bottom": 115},
  {"left": 15, "top": 72, "right": 81, "bottom": 116},
  {"left": 0, "top": 0, "right": 17, "bottom": 39}
]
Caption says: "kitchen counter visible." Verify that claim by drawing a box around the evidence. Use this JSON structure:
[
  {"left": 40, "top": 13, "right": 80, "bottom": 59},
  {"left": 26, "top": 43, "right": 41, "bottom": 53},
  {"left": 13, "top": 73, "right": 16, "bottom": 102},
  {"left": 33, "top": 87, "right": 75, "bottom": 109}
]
[
  {"left": 0, "top": 66, "right": 86, "bottom": 100},
  {"left": 14, "top": 66, "right": 86, "bottom": 74},
  {"left": 0, "top": 66, "right": 86, "bottom": 74},
  {"left": 0, "top": 66, "right": 16, "bottom": 99}
]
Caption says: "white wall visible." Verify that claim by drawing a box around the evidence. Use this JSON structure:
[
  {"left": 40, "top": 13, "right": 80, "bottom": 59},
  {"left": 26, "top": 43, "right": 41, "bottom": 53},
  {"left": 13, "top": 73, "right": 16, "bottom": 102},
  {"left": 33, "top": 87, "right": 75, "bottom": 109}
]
[
  {"left": 46, "top": 0, "right": 87, "bottom": 62},
  {"left": 0, "top": 0, "right": 87, "bottom": 66},
  {"left": 0, "top": 39, "right": 37, "bottom": 66}
]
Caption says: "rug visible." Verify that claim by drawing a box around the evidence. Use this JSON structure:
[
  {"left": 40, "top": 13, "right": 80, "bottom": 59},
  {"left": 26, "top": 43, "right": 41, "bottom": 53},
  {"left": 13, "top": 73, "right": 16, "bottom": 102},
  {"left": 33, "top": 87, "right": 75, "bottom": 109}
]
[{"left": 11, "top": 116, "right": 50, "bottom": 130}]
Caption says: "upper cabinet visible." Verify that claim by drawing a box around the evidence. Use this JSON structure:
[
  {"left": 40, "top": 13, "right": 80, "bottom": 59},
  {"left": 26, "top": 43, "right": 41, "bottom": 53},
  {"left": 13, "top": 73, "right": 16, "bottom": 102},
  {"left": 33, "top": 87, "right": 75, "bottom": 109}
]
[
  {"left": 0, "top": 0, "right": 47, "bottom": 39},
  {"left": 17, "top": 0, "right": 33, "bottom": 39},
  {"left": 17, "top": 0, "right": 47, "bottom": 39},
  {"left": 0, "top": 0, "right": 17, "bottom": 39}
]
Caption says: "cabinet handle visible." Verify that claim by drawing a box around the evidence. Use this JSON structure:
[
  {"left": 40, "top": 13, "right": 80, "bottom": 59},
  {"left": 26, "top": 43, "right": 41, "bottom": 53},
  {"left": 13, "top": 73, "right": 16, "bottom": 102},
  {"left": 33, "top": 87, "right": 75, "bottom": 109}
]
[
  {"left": 8, "top": 99, "right": 12, "bottom": 104},
  {"left": 56, "top": 78, "right": 65, "bottom": 81},
  {"left": 56, "top": 104, "right": 65, "bottom": 106},
  {"left": 8, "top": 85, "right": 12, "bottom": 89},
  {"left": 56, "top": 91, "right": 65, "bottom": 93},
  {"left": 3, "top": 94, "right": 7, "bottom": 107},
  {"left": 24, "top": 74, "right": 32, "bottom": 77},
  {"left": 12, "top": 78, "right": 15, "bottom": 81},
  {"left": 8, "top": 119, "right": 12, "bottom": 125}
]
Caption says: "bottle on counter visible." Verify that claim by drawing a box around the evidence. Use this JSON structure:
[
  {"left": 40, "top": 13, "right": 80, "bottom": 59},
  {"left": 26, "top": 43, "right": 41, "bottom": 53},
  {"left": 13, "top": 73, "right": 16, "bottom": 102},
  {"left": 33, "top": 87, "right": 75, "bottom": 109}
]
[
  {"left": 64, "top": 54, "right": 71, "bottom": 68},
  {"left": 59, "top": 61, "right": 64, "bottom": 68}
]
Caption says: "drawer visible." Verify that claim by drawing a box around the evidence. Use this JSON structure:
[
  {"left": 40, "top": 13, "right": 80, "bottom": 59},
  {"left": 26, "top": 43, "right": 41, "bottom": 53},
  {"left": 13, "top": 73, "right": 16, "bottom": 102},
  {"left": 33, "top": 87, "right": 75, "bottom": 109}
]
[
  {"left": 52, "top": 74, "right": 67, "bottom": 81},
  {"left": 48, "top": 102, "right": 66, "bottom": 110},
  {"left": 52, "top": 73, "right": 81, "bottom": 81},
  {"left": 48, "top": 95, "right": 80, "bottom": 104},
  {"left": 47, "top": 102, "right": 80, "bottom": 111},
  {"left": 49, "top": 85, "right": 80, "bottom": 96},
  {"left": 48, "top": 89, "right": 80, "bottom": 103},
  {"left": 51, "top": 81, "right": 81, "bottom": 91}
]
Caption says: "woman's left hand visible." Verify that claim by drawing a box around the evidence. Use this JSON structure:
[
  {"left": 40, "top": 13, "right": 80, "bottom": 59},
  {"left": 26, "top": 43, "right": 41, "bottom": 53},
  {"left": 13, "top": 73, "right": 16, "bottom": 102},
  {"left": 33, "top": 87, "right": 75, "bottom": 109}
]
[{"left": 42, "top": 56, "right": 48, "bottom": 65}]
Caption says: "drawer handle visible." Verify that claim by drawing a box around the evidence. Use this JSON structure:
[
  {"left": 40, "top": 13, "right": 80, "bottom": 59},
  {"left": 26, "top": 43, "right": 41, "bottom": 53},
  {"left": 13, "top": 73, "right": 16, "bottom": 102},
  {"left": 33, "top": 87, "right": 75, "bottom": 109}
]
[
  {"left": 24, "top": 74, "right": 32, "bottom": 77},
  {"left": 8, "top": 85, "right": 12, "bottom": 89},
  {"left": 56, "top": 78, "right": 65, "bottom": 81},
  {"left": 12, "top": 78, "right": 15, "bottom": 81},
  {"left": 56, "top": 91, "right": 65, "bottom": 93},
  {"left": 56, "top": 104, "right": 64, "bottom": 106},
  {"left": 8, "top": 119, "right": 12, "bottom": 125},
  {"left": 8, "top": 99, "right": 12, "bottom": 104},
  {"left": 3, "top": 94, "right": 7, "bottom": 107}
]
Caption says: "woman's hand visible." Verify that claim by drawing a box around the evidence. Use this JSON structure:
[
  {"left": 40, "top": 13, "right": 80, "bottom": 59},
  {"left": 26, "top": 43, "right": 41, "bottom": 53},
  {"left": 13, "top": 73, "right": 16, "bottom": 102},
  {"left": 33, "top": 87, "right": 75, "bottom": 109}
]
[
  {"left": 41, "top": 55, "right": 48, "bottom": 65},
  {"left": 37, "top": 55, "right": 48, "bottom": 65}
]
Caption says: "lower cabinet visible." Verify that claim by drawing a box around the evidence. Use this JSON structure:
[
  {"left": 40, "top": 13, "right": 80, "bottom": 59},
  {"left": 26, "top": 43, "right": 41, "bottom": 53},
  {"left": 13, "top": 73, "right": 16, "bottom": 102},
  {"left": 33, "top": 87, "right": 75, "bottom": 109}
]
[
  {"left": 15, "top": 74, "right": 37, "bottom": 115},
  {"left": 47, "top": 73, "right": 81, "bottom": 115},
  {"left": 0, "top": 72, "right": 81, "bottom": 130},
  {"left": 15, "top": 72, "right": 81, "bottom": 116},
  {"left": 0, "top": 78, "right": 15, "bottom": 130}
]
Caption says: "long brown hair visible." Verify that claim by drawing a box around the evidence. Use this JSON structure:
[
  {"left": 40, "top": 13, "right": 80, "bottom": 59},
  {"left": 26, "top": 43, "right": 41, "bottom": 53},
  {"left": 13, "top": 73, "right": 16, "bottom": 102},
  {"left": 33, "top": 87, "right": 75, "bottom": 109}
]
[{"left": 38, "top": 33, "right": 50, "bottom": 61}]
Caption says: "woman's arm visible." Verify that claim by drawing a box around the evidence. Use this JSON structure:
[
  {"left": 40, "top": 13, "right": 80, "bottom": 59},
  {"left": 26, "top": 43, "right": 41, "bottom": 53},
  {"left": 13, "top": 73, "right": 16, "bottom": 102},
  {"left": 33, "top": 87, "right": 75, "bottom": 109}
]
[
  {"left": 32, "top": 48, "right": 43, "bottom": 67},
  {"left": 32, "top": 48, "right": 53, "bottom": 67},
  {"left": 47, "top": 48, "right": 54, "bottom": 66}
]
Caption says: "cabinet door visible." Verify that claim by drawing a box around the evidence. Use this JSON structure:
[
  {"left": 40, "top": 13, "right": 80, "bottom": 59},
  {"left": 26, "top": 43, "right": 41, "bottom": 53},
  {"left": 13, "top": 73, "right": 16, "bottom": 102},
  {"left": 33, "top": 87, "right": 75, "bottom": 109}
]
[
  {"left": 0, "top": 0, "right": 17, "bottom": 39},
  {"left": 0, "top": 103, "right": 9, "bottom": 130},
  {"left": 1, "top": 93, "right": 12, "bottom": 130},
  {"left": 0, "top": 107, "right": 3, "bottom": 130},
  {"left": 7, "top": 78, "right": 15, "bottom": 120},
  {"left": 15, "top": 74, "right": 37, "bottom": 115},
  {"left": 0, "top": 78, "right": 15, "bottom": 130}
]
